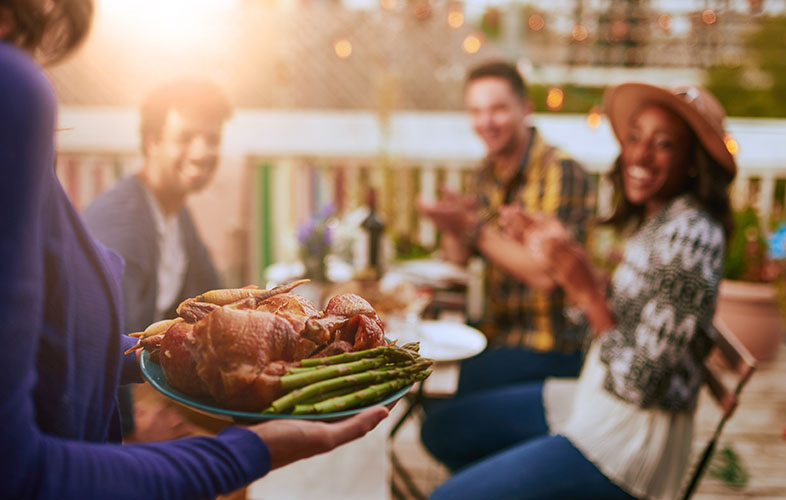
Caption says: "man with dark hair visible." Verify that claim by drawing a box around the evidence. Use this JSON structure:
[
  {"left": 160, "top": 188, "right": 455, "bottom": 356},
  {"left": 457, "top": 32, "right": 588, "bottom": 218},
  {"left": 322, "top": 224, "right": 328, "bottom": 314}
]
[
  {"left": 83, "top": 79, "right": 232, "bottom": 440},
  {"left": 419, "top": 61, "right": 597, "bottom": 393}
]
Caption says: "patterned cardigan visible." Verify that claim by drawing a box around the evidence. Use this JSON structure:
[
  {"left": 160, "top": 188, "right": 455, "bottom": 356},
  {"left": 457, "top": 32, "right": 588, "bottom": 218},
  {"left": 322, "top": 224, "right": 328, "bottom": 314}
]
[{"left": 599, "top": 194, "right": 726, "bottom": 412}]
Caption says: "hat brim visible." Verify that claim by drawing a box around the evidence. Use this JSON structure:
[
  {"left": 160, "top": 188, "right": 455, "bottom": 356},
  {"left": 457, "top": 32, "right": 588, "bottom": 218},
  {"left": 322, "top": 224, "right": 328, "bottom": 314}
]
[{"left": 603, "top": 83, "right": 736, "bottom": 175}]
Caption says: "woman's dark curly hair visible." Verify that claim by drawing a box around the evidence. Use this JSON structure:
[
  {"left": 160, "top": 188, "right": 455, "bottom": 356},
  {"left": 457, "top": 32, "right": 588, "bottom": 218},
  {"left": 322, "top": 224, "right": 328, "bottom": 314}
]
[
  {"left": 605, "top": 131, "right": 735, "bottom": 238},
  {"left": 0, "top": 0, "right": 93, "bottom": 64}
]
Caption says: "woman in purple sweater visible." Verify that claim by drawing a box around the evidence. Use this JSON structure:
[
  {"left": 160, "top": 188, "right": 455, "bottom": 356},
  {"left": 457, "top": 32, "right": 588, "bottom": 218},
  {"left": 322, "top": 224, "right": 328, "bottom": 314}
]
[{"left": 0, "top": 2, "right": 387, "bottom": 499}]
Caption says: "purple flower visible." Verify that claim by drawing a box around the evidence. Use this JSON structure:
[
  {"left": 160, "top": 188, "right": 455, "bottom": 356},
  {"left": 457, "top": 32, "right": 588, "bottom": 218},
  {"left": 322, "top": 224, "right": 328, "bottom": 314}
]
[
  {"left": 297, "top": 202, "right": 335, "bottom": 259},
  {"left": 318, "top": 202, "right": 335, "bottom": 220}
]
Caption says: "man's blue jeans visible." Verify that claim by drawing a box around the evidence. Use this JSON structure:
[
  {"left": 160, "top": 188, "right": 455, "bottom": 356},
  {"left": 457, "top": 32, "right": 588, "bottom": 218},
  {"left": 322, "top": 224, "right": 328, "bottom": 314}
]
[
  {"left": 455, "top": 346, "right": 584, "bottom": 396},
  {"left": 421, "top": 383, "right": 638, "bottom": 500}
]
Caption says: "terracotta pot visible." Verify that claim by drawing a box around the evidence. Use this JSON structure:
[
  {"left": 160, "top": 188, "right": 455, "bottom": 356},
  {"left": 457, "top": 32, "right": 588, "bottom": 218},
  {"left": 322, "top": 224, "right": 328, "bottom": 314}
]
[{"left": 714, "top": 279, "right": 786, "bottom": 362}]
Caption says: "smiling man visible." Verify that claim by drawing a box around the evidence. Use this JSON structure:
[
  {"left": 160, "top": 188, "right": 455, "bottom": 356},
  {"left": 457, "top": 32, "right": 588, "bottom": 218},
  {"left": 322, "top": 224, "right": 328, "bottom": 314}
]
[
  {"left": 419, "top": 61, "right": 597, "bottom": 394},
  {"left": 83, "top": 79, "right": 232, "bottom": 441}
]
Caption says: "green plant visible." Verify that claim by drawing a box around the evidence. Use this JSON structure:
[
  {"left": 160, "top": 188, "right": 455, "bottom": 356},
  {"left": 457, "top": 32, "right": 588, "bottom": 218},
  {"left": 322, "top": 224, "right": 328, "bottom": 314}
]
[
  {"left": 724, "top": 207, "right": 770, "bottom": 282},
  {"left": 708, "top": 444, "right": 749, "bottom": 489}
]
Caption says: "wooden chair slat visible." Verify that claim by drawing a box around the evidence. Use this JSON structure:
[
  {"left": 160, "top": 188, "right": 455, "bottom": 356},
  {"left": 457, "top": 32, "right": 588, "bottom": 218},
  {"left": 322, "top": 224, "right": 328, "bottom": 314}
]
[{"left": 681, "top": 319, "right": 757, "bottom": 500}]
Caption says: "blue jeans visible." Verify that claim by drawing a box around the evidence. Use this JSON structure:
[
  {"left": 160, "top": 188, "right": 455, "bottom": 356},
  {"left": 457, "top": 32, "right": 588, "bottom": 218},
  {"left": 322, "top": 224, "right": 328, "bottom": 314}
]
[
  {"left": 456, "top": 346, "right": 584, "bottom": 396},
  {"left": 421, "top": 384, "right": 638, "bottom": 500}
]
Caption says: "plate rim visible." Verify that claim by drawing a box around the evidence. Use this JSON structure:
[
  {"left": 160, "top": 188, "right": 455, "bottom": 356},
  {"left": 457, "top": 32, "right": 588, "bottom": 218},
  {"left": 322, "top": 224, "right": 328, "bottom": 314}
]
[
  {"left": 138, "top": 350, "right": 412, "bottom": 422},
  {"left": 416, "top": 319, "right": 487, "bottom": 362}
]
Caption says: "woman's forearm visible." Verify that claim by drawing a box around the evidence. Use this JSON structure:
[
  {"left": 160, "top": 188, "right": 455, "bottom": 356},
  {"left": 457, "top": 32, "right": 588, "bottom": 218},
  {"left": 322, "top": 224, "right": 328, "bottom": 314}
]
[{"left": 551, "top": 243, "right": 615, "bottom": 335}]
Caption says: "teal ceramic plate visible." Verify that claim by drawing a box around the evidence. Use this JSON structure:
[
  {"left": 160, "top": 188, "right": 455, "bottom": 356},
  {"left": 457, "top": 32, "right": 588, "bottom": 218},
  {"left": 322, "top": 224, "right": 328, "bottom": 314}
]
[{"left": 139, "top": 350, "right": 411, "bottom": 422}]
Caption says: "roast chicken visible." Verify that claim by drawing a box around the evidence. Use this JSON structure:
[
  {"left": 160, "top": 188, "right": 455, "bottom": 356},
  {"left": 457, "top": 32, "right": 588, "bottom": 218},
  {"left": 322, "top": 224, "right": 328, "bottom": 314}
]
[{"left": 150, "top": 283, "right": 389, "bottom": 411}]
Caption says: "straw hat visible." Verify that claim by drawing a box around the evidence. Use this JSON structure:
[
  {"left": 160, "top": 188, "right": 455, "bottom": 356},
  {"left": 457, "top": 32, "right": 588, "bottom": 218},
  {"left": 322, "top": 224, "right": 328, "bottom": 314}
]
[{"left": 603, "top": 83, "right": 736, "bottom": 176}]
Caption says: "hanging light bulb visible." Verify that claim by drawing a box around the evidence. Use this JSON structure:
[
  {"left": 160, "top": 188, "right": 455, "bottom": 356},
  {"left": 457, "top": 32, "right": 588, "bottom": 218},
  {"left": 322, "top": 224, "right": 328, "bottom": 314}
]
[
  {"left": 528, "top": 14, "right": 545, "bottom": 31},
  {"left": 380, "top": 0, "right": 397, "bottom": 11},
  {"left": 334, "top": 38, "right": 352, "bottom": 59},
  {"left": 586, "top": 106, "right": 602, "bottom": 128},
  {"left": 701, "top": 9, "right": 717, "bottom": 25},
  {"left": 462, "top": 34, "right": 482, "bottom": 54},
  {"left": 725, "top": 134, "right": 739, "bottom": 156},
  {"left": 571, "top": 24, "right": 588, "bottom": 42},
  {"left": 546, "top": 87, "right": 564, "bottom": 111},
  {"left": 657, "top": 13, "right": 672, "bottom": 31},
  {"left": 448, "top": 7, "right": 464, "bottom": 28}
]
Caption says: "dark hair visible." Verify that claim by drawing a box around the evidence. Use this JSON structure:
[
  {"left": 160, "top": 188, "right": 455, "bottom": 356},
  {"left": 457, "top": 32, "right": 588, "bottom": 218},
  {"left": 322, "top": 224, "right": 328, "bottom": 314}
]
[
  {"left": 0, "top": 0, "right": 93, "bottom": 64},
  {"left": 605, "top": 137, "right": 735, "bottom": 238},
  {"left": 465, "top": 61, "right": 528, "bottom": 99},
  {"left": 139, "top": 79, "right": 233, "bottom": 155}
]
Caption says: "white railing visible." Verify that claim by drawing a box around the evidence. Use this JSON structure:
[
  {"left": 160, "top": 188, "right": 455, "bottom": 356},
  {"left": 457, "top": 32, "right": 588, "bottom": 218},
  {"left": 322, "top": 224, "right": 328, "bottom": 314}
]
[{"left": 56, "top": 108, "right": 786, "bottom": 285}]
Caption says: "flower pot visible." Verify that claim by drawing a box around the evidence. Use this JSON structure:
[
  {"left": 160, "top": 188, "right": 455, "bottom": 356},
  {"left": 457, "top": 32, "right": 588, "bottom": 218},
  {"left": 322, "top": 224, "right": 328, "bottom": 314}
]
[{"left": 714, "top": 279, "right": 786, "bottom": 362}]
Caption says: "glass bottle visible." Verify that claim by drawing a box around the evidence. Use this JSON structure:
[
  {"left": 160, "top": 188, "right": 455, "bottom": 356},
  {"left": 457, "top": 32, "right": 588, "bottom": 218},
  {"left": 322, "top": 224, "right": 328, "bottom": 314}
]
[{"left": 361, "top": 188, "right": 385, "bottom": 279}]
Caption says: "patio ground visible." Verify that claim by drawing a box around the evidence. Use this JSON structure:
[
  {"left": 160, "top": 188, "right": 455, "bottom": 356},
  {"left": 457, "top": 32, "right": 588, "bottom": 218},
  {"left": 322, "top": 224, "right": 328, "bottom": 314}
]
[{"left": 389, "top": 341, "right": 786, "bottom": 500}]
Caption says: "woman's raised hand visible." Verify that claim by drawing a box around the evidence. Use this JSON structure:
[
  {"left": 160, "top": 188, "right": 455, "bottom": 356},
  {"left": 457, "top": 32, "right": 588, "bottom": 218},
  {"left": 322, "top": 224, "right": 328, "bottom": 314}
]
[
  {"left": 498, "top": 206, "right": 572, "bottom": 272},
  {"left": 498, "top": 205, "right": 614, "bottom": 334}
]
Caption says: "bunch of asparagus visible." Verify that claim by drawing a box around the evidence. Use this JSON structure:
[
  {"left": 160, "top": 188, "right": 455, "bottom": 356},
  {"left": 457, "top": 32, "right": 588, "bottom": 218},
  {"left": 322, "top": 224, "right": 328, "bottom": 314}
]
[{"left": 264, "top": 342, "right": 432, "bottom": 415}]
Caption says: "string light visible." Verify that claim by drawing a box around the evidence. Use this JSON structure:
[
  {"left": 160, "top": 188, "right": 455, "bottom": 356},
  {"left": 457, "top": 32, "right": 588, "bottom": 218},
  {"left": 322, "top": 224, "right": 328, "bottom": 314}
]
[
  {"left": 413, "top": 0, "right": 430, "bottom": 20},
  {"left": 725, "top": 134, "right": 739, "bottom": 156},
  {"left": 657, "top": 14, "right": 672, "bottom": 30},
  {"left": 586, "top": 106, "right": 602, "bottom": 128},
  {"left": 546, "top": 87, "right": 564, "bottom": 111},
  {"left": 334, "top": 38, "right": 352, "bottom": 59},
  {"left": 462, "top": 34, "right": 482, "bottom": 54},
  {"left": 528, "top": 14, "right": 545, "bottom": 32},
  {"left": 448, "top": 8, "right": 464, "bottom": 29},
  {"left": 572, "top": 24, "right": 588, "bottom": 42},
  {"left": 379, "top": 0, "right": 397, "bottom": 11}
]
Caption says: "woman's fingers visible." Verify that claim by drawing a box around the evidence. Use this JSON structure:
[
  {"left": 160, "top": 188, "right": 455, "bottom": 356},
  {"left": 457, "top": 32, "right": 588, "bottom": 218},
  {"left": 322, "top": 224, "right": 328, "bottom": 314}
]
[
  {"left": 323, "top": 406, "right": 389, "bottom": 449},
  {"left": 251, "top": 406, "right": 389, "bottom": 471}
]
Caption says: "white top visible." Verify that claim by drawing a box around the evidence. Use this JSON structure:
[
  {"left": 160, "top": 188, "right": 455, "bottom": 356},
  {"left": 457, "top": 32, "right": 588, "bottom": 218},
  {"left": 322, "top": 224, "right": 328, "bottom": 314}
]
[
  {"left": 544, "top": 342, "right": 694, "bottom": 500},
  {"left": 141, "top": 185, "right": 188, "bottom": 321}
]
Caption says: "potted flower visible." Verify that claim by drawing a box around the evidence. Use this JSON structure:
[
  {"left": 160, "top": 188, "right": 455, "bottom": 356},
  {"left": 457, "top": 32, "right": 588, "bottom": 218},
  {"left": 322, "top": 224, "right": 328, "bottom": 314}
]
[
  {"left": 715, "top": 207, "right": 786, "bottom": 362},
  {"left": 297, "top": 203, "right": 335, "bottom": 283}
]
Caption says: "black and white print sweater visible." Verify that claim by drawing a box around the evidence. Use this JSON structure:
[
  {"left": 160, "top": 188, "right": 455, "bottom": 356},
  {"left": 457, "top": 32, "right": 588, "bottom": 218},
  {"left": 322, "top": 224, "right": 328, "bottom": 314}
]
[{"left": 599, "top": 194, "right": 726, "bottom": 412}]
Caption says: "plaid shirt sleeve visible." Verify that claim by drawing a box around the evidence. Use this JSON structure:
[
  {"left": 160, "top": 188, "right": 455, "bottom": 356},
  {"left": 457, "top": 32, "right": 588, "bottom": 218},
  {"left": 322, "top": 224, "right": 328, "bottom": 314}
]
[{"left": 554, "top": 157, "right": 596, "bottom": 245}]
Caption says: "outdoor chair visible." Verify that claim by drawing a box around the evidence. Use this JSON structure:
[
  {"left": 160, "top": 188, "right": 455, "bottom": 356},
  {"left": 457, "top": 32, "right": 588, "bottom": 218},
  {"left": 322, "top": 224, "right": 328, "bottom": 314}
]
[{"left": 680, "top": 318, "right": 757, "bottom": 500}]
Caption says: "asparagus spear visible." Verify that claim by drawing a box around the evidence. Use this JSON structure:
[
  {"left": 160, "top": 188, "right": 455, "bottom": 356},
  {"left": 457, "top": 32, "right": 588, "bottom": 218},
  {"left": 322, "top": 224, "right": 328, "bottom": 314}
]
[
  {"left": 266, "top": 359, "right": 433, "bottom": 413},
  {"left": 292, "top": 369, "right": 432, "bottom": 415},
  {"left": 279, "top": 356, "right": 389, "bottom": 391},
  {"left": 298, "top": 345, "right": 418, "bottom": 368},
  {"left": 299, "top": 386, "right": 360, "bottom": 405},
  {"left": 285, "top": 365, "right": 323, "bottom": 374},
  {"left": 399, "top": 342, "right": 421, "bottom": 353}
]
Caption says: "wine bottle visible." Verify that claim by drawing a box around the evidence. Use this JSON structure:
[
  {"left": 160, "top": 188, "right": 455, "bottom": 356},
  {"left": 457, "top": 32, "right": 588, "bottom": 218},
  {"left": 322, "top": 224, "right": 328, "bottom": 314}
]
[{"left": 361, "top": 188, "right": 385, "bottom": 279}]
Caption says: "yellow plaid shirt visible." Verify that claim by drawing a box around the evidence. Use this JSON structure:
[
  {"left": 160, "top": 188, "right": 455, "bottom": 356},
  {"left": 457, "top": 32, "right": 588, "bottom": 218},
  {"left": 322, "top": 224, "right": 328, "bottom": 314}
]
[{"left": 473, "top": 128, "right": 596, "bottom": 353}]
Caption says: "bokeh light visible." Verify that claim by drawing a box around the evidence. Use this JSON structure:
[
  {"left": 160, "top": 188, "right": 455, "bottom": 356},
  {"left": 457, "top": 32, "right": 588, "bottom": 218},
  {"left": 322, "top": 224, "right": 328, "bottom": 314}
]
[
  {"left": 334, "top": 38, "right": 353, "bottom": 59},
  {"left": 528, "top": 14, "right": 545, "bottom": 32},
  {"left": 586, "top": 106, "right": 602, "bottom": 128},
  {"left": 448, "top": 9, "right": 464, "bottom": 28},
  {"left": 572, "top": 24, "right": 588, "bottom": 42},
  {"left": 657, "top": 14, "right": 672, "bottom": 31},
  {"left": 462, "top": 34, "right": 482, "bottom": 54},
  {"left": 702, "top": 9, "right": 717, "bottom": 25},
  {"left": 546, "top": 87, "right": 564, "bottom": 111},
  {"left": 725, "top": 135, "right": 739, "bottom": 156}
]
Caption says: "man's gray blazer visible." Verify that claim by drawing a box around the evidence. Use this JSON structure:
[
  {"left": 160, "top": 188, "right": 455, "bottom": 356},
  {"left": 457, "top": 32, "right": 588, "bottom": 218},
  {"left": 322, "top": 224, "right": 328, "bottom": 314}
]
[{"left": 82, "top": 175, "right": 221, "bottom": 334}]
